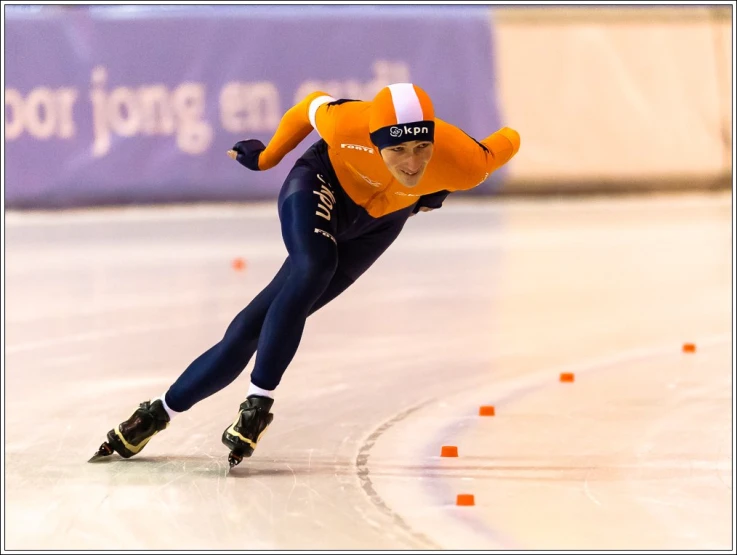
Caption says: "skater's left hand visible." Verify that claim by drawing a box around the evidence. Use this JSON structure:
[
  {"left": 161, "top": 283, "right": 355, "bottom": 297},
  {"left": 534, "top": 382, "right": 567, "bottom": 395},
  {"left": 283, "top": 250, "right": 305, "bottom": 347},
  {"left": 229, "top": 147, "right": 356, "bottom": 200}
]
[
  {"left": 410, "top": 207, "right": 435, "bottom": 217},
  {"left": 228, "top": 139, "right": 266, "bottom": 171},
  {"left": 412, "top": 190, "right": 450, "bottom": 216}
]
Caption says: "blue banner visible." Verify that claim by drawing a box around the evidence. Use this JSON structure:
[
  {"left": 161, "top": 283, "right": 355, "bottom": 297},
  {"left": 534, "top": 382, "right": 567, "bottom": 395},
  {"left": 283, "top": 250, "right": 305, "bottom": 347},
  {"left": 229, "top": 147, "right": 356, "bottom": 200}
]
[{"left": 5, "top": 6, "right": 503, "bottom": 208}]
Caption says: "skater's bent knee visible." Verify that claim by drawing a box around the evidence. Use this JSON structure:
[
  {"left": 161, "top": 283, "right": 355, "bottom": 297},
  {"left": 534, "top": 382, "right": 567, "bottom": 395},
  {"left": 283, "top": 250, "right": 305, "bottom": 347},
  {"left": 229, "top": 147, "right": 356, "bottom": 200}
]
[{"left": 290, "top": 252, "right": 337, "bottom": 288}]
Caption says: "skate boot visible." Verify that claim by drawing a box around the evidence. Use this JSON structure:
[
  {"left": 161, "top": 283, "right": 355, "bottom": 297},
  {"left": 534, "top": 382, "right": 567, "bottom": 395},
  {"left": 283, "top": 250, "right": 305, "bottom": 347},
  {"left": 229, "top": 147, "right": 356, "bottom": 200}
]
[
  {"left": 89, "top": 399, "right": 170, "bottom": 462},
  {"left": 222, "top": 395, "right": 274, "bottom": 469}
]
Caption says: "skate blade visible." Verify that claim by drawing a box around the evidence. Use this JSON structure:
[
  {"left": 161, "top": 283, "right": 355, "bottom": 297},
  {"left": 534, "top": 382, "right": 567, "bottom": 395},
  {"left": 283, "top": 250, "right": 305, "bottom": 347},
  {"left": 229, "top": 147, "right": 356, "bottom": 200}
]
[
  {"left": 88, "top": 442, "right": 115, "bottom": 463},
  {"left": 227, "top": 451, "right": 244, "bottom": 471}
]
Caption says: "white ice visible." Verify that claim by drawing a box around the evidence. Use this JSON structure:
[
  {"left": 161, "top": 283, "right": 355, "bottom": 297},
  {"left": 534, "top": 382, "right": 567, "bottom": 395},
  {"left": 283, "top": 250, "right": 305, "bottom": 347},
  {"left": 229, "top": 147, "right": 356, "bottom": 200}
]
[{"left": 3, "top": 192, "right": 733, "bottom": 550}]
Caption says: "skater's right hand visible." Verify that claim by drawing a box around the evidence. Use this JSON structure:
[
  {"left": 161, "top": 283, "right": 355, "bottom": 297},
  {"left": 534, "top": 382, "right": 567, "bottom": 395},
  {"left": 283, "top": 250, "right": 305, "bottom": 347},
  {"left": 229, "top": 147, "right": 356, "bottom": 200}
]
[{"left": 228, "top": 139, "right": 266, "bottom": 171}]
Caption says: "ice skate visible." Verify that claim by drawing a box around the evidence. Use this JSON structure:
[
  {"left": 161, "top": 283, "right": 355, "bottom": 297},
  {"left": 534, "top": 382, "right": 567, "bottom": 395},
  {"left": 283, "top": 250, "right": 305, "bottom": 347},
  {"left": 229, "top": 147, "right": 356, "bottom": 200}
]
[
  {"left": 89, "top": 399, "right": 170, "bottom": 462},
  {"left": 222, "top": 395, "right": 274, "bottom": 469}
]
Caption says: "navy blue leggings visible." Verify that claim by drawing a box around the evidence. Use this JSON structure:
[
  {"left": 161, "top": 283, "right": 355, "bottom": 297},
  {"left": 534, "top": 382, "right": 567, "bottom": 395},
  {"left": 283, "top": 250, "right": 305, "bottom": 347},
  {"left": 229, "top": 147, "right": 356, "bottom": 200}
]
[{"left": 165, "top": 163, "right": 410, "bottom": 411}]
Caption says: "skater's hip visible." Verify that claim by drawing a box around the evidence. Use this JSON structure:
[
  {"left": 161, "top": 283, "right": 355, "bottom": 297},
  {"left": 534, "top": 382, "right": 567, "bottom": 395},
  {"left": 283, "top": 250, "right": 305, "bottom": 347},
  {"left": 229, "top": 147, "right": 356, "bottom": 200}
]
[{"left": 278, "top": 141, "right": 411, "bottom": 242}]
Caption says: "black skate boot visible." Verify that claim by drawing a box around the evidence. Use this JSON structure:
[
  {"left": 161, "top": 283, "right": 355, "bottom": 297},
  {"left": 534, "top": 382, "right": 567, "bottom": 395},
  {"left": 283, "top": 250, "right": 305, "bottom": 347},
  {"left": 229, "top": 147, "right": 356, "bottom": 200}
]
[
  {"left": 222, "top": 395, "right": 274, "bottom": 469},
  {"left": 89, "top": 399, "right": 170, "bottom": 462}
]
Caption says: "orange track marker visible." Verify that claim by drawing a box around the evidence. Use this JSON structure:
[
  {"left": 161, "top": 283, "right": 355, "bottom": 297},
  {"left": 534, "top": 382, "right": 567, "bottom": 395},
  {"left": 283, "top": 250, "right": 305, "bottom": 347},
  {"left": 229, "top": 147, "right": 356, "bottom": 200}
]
[
  {"left": 231, "top": 258, "right": 246, "bottom": 271},
  {"left": 440, "top": 445, "right": 459, "bottom": 457}
]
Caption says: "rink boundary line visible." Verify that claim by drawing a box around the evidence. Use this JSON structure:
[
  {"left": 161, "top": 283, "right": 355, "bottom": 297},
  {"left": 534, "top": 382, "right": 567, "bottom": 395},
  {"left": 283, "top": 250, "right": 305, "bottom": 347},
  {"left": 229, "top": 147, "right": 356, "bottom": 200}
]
[
  {"left": 5, "top": 191, "right": 729, "bottom": 227},
  {"left": 354, "top": 399, "right": 441, "bottom": 550},
  {"left": 354, "top": 334, "right": 730, "bottom": 549},
  {"left": 418, "top": 333, "right": 733, "bottom": 548}
]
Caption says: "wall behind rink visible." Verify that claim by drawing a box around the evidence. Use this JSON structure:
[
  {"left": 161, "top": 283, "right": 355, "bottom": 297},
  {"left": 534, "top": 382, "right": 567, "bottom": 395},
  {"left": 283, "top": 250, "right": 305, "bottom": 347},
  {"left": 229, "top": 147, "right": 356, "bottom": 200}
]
[
  {"left": 489, "top": 6, "right": 733, "bottom": 194},
  {"left": 3, "top": 6, "right": 733, "bottom": 208}
]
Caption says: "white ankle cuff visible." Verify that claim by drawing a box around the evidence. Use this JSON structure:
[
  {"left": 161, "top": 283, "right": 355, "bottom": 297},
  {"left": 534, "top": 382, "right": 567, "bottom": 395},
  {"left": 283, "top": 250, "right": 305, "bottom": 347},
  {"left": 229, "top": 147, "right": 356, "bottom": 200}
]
[
  {"left": 247, "top": 383, "right": 275, "bottom": 399},
  {"left": 157, "top": 394, "right": 180, "bottom": 420}
]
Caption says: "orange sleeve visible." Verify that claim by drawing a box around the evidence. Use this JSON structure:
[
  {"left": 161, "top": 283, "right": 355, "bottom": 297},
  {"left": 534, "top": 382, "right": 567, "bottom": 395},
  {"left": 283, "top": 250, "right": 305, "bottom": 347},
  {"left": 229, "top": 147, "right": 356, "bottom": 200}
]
[
  {"left": 439, "top": 121, "right": 521, "bottom": 191},
  {"left": 479, "top": 127, "right": 521, "bottom": 172},
  {"left": 257, "top": 91, "right": 336, "bottom": 170}
]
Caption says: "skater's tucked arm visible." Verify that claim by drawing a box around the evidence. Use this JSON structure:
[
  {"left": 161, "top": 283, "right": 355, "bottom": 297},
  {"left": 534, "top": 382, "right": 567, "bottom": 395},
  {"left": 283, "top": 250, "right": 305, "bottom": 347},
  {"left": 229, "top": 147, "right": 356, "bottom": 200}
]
[
  {"left": 479, "top": 127, "right": 521, "bottom": 171},
  {"left": 440, "top": 121, "right": 521, "bottom": 192},
  {"left": 257, "top": 92, "right": 335, "bottom": 170},
  {"left": 410, "top": 126, "right": 519, "bottom": 211}
]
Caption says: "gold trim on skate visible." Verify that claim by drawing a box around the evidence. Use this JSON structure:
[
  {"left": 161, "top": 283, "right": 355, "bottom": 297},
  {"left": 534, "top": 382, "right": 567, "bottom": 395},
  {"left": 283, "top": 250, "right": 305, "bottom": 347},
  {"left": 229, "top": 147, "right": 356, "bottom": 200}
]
[
  {"left": 226, "top": 413, "right": 270, "bottom": 449},
  {"left": 114, "top": 427, "right": 158, "bottom": 454}
]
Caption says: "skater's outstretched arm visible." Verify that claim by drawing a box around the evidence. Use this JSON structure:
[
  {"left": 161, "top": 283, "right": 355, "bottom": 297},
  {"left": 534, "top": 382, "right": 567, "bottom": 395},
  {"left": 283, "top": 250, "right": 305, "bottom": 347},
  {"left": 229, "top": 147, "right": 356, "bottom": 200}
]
[{"left": 228, "top": 91, "right": 337, "bottom": 171}]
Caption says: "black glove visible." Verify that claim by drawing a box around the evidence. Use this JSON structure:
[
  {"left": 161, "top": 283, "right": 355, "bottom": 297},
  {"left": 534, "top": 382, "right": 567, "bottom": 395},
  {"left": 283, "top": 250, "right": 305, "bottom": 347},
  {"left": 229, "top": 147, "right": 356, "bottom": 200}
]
[
  {"left": 413, "top": 190, "right": 451, "bottom": 214},
  {"left": 229, "top": 139, "right": 266, "bottom": 171}
]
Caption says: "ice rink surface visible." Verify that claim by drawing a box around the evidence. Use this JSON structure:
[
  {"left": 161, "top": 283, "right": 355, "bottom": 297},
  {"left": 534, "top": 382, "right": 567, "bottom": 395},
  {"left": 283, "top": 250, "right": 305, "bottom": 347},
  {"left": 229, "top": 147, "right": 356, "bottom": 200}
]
[{"left": 4, "top": 192, "right": 733, "bottom": 550}]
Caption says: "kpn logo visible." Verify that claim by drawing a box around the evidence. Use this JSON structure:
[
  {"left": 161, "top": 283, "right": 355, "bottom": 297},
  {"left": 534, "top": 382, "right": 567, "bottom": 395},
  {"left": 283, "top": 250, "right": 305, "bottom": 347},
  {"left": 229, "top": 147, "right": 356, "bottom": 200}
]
[{"left": 389, "top": 125, "right": 429, "bottom": 138}]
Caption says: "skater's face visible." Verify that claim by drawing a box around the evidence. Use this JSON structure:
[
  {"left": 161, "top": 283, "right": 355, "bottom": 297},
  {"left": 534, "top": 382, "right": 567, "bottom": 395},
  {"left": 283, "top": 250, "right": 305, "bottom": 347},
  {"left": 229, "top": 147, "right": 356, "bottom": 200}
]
[{"left": 380, "top": 140, "right": 434, "bottom": 187}]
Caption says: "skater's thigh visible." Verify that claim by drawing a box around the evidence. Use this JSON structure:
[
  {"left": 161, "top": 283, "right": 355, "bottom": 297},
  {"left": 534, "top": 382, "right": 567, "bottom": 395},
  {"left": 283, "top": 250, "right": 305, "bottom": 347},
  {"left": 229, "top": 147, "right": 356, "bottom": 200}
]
[
  {"left": 277, "top": 163, "right": 339, "bottom": 272},
  {"left": 307, "top": 216, "right": 409, "bottom": 315},
  {"left": 336, "top": 215, "right": 409, "bottom": 281}
]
